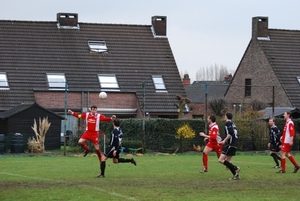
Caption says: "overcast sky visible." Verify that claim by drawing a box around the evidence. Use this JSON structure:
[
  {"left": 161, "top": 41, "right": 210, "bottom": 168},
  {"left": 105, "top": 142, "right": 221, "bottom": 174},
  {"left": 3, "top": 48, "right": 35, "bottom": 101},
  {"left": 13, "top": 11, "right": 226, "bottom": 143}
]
[{"left": 1, "top": 0, "right": 300, "bottom": 83}]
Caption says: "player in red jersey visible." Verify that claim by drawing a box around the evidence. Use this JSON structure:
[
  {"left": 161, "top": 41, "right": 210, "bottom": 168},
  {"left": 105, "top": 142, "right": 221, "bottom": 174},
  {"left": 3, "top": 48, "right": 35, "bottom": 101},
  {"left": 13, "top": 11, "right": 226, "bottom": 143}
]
[
  {"left": 277, "top": 111, "right": 299, "bottom": 173},
  {"left": 199, "top": 114, "right": 222, "bottom": 173},
  {"left": 68, "top": 105, "right": 116, "bottom": 162}
]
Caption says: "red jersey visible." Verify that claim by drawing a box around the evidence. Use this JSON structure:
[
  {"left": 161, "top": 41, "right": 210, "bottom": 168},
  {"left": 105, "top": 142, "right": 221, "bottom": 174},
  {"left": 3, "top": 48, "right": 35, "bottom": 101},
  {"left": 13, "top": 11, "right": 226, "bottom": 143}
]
[
  {"left": 208, "top": 122, "right": 220, "bottom": 144},
  {"left": 282, "top": 118, "right": 295, "bottom": 144},
  {"left": 72, "top": 112, "right": 112, "bottom": 131}
]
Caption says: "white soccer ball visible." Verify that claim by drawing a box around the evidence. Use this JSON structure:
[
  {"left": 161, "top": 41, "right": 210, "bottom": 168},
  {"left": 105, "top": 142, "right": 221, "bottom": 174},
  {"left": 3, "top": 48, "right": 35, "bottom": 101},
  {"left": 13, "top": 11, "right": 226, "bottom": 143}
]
[{"left": 99, "top": 92, "right": 107, "bottom": 99}]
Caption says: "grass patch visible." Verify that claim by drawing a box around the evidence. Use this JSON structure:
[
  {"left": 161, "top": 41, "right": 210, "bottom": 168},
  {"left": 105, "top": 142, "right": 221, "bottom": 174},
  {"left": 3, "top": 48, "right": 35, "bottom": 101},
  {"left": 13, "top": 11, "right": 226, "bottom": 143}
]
[{"left": 0, "top": 152, "right": 300, "bottom": 201}]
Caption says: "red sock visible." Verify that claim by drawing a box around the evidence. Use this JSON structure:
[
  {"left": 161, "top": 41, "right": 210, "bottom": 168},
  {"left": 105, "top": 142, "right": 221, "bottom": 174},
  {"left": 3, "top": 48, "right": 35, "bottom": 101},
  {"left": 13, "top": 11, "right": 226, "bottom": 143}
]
[
  {"left": 96, "top": 149, "right": 102, "bottom": 162},
  {"left": 281, "top": 158, "right": 286, "bottom": 172},
  {"left": 203, "top": 153, "right": 208, "bottom": 169},
  {"left": 288, "top": 155, "right": 299, "bottom": 167},
  {"left": 80, "top": 143, "right": 89, "bottom": 151}
]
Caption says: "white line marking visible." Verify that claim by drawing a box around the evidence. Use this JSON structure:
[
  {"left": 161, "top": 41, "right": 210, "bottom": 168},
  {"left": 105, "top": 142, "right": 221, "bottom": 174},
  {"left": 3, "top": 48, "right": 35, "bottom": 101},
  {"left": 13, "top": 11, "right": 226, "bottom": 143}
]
[{"left": 0, "top": 172, "right": 138, "bottom": 201}]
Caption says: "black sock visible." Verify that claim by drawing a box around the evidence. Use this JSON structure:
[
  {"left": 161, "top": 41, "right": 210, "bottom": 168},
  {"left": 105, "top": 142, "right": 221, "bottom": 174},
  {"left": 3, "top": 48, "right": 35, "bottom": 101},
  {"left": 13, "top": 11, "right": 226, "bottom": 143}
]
[
  {"left": 118, "top": 158, "right": 131, "bottom": 163},
  {"left": 224, "top": 160, "right": 236, "bottom": 175},
  {"left": 271, "top": 153, "right": 279, "bottom": 166},
  {"left": 276, "top": 154, "right": 281, "bottom": 161},
  {"left": 100, "top": 161, "right": 106, "bottom": 175}
]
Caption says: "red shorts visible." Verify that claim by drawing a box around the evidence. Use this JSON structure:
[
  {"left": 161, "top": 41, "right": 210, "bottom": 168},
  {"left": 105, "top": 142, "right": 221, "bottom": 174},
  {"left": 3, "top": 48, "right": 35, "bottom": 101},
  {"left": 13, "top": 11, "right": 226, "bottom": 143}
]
[
  {"left": 206, "top": 141, "right": 222, "bottom": 155},
  {"left": 280, "top": 143, "right": 291, "bottom": 153},
  {"left": 81, "top": 131, "right": 99, "bottom": 145}
]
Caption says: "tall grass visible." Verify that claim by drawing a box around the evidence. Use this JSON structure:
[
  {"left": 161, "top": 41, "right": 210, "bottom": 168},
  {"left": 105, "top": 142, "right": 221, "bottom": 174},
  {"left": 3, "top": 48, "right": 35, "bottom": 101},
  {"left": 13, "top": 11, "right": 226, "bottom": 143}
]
[{"left": 1, "top": 152, "right": 300, "bottom": 201}]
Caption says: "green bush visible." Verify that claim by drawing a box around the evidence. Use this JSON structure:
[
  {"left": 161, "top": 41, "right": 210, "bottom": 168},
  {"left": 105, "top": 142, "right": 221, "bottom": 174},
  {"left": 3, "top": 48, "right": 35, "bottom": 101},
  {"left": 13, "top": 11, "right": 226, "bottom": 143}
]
[
  {"left": 68, "top": 117, "right": 300, "bottom": 152},
  {"left": 121, "top": 139, "right": 142, "bottom": 149}
]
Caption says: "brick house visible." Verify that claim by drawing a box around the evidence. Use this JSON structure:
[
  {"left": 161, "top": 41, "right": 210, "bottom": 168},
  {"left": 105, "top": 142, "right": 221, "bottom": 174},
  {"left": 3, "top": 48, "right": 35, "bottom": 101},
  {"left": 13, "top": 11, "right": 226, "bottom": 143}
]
[
  {"left": 0, "top": 13, "right": 187, "bottom": 133},
  {"left": 225, "top": 16, "right": 300, "bottom": 110}
]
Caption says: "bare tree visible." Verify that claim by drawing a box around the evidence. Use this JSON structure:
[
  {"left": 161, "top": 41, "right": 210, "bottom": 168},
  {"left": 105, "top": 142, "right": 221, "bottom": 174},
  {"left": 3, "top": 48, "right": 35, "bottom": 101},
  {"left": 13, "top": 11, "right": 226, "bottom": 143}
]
[
  {"left": 208, "top": 99, "right": 227, "bottom": 116},
  {"left": 196, "top": 64, "right": 230, "bottom": 81},
  {"left": 218, "top": 64, "right": 229, "bottom": 81}
]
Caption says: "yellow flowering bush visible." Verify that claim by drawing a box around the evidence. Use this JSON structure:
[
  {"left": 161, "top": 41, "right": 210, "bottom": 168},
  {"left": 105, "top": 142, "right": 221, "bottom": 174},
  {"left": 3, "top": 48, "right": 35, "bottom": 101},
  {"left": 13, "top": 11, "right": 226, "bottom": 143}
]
[{"left": 176, "top": 124, "right": 195, "bottom": 139}]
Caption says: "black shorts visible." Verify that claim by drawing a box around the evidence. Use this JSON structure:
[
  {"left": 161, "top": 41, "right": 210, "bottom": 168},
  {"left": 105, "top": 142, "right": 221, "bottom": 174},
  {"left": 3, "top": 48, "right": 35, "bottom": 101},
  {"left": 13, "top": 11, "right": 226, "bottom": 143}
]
[
  {"left": 270, "top": 144, "right": 280, "bottom": 152},
  {"left": 105, "top": 147, "right": 120, "bottom": 159},
  {"left": 222, "top": 145, "right": 237, "bottom": 156}
]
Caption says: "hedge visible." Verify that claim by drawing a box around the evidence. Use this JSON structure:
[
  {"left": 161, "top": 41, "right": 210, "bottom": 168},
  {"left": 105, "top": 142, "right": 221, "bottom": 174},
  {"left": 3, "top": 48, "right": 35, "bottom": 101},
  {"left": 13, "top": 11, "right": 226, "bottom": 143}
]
[{"left": 70, "top": 118, "right": 300, "bottom": 153}]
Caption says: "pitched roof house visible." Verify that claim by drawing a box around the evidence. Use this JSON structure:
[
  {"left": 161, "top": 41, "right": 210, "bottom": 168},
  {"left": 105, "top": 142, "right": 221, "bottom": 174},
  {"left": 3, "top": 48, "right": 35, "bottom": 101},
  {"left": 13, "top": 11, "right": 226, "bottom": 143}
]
[
  {"left": 184, "top": 79, "right": 230, "bottom": 119},
  {"left": 225, "top": 16, "right": 300, "bottom": 110},
  {"left": 0, "top": 13, "right": 186, "bottom": 119}
]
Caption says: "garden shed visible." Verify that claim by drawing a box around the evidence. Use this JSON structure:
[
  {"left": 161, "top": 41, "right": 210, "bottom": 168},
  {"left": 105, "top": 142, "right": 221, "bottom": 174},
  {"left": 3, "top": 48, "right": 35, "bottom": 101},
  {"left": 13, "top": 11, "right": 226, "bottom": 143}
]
[{"left": 0, "top": 102, "right": 64, "bottom": 151}]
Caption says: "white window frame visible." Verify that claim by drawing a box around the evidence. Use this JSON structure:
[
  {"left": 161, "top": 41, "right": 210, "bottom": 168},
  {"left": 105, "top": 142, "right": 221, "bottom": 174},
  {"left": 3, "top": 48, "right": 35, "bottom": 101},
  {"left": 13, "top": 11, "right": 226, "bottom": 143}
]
[
  {"left": 88, "top": 40, "right": 108, "bottom": 53},
  {"left": 47, "top": 73, "right": 66, "bottom": 90},
  {"left": 0, "top": 72, "right": 9, "bottom": 89},
  {"left": 98, "top": 74, "right": 120, "bottom": 91},
  {"left": 152, "top": 75, "right": 167, "bottom": 92}
]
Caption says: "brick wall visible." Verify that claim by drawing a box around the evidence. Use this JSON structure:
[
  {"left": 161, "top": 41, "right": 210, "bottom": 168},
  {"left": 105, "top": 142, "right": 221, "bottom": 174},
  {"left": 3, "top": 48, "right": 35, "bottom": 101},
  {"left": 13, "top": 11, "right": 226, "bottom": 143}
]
[
  {"left": 225, "top": 40, "right": 292, "bottom": 107},
  {"left": 34, "top": 91, "right": 142, "bottom": 114}
]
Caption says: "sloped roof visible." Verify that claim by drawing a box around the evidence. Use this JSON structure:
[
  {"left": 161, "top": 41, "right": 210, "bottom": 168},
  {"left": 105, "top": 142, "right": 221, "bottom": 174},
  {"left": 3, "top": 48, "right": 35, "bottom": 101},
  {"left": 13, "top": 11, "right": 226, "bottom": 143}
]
[
  {"left": 185, "top": 81, "right": 229, "bottom": 103},
  {"left": 259, "top": 107, "right": 300, "bottom": 120},
  {"left": 0, "top": 102, "right": 64, "bottom": 120},
  {"left": 0, "top": 16, "right": 185, "bottom": 113},
  {"left": 258, "top": 29, "right": 300, "bottom": 108}
]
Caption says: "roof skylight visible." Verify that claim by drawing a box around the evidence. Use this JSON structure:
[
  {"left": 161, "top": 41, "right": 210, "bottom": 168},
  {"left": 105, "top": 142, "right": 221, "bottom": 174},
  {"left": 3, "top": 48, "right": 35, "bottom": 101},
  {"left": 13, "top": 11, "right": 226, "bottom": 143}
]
[
  {"left": 88, "top": 41, "right": 108, "bottom": 53},
  {"left": 0, "top": 72, "right": 9, "bottom": 89},
  {"left": 98, "top": 74, "right": 120, "bottom": 91},
  {"left": 152, "top": 75, "right": 167, "bottom": 92},
  {"left": 47, "top": 73, "right": 66, "bottom": 90}
]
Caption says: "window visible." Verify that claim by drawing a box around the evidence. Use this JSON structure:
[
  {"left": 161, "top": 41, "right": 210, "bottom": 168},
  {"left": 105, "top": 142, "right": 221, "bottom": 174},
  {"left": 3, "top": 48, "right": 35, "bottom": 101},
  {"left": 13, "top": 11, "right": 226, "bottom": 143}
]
[
  {"left": 88, "top": 40, "right": 108, "bottom": 53},
  {"left": 98, "top": 74, "right": 120, "bottom": 91},
  {"left": 245, "top": 79, "right": 251, "bottom": 97},
  {"left": 152, "top": 75, "right": 167, "bottom": 92},
  {"left": 47, "top": 73, "right": 66, "bottom": 90},
  {"left": 0, "top": 72, "right": 9, "bottom": 89}
]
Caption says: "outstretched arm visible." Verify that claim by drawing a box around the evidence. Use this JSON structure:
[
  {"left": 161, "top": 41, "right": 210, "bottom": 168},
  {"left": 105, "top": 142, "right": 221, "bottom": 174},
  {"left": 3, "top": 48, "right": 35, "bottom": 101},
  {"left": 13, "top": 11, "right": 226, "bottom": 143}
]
[
  {"left": 100, "top": 114, "right": 116, "bottom": 121},
  {"left": 68, "top": 110, "right": 84, "bottom": 119}
]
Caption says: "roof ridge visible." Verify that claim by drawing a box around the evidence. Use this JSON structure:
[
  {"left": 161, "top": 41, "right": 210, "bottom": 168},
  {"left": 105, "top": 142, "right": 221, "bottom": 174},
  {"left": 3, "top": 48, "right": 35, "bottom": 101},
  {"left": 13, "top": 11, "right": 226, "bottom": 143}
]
[{"left": 0, "top": 19, "right": 151, "bottom": 27}]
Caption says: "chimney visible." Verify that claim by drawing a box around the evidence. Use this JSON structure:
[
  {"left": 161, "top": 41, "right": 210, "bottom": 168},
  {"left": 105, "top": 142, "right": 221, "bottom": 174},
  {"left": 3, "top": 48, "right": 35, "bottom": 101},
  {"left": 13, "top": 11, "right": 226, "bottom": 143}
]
[
  {"left": 152, "top": 16, "right": 167, "bottom": 36},
  {"left": 224, "top": 74, "right": 233, "bottom": 83},
  {"left": 182, "top": 74, "right": 190, "bottom": 87},
  {"left": 252, "top": 16, "right": 268, "bottom": 38},
  {"left": 57, "top": 13, "right": 78, "bottom": 27}
]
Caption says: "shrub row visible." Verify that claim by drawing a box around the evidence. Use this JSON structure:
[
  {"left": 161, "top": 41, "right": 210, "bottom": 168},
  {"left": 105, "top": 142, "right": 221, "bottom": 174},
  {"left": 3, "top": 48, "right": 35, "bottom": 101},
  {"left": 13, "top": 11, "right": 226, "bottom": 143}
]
[{"left": 69, "top": 118, "right": 300, "bottom": 153}]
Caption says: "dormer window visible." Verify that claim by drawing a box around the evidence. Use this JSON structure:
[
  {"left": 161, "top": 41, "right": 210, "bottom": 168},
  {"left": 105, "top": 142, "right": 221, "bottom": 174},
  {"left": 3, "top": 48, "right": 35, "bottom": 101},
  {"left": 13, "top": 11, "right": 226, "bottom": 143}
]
[
  {"left": 152, "top": 75, "right": 167, "bottom": 92},
  {"left": 47, "top": 73, "right": 66, "bottom": 90},
  {"left": 98, "top": 74, "right": 120, "bottom": 91},
  {"left": 88, "top": 41, "right": 108, "bottom": 53},
  {"left": 0, "top": 72, "right": 9, "bottom": 90}
]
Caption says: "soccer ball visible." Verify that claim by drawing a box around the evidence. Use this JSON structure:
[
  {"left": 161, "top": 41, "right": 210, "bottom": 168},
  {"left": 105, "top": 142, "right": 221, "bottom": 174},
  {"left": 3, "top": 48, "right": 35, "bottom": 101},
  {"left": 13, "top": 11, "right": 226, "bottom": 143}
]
[{"left": 99, "top": 92, "right": 107, "bottom": 99}]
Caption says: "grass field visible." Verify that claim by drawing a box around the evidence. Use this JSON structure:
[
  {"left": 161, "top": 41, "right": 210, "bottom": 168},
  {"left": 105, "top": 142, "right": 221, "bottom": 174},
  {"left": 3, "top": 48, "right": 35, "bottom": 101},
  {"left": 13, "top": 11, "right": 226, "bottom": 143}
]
[{"left": 1, "top": 151, "right": 300, "bottom": 201}]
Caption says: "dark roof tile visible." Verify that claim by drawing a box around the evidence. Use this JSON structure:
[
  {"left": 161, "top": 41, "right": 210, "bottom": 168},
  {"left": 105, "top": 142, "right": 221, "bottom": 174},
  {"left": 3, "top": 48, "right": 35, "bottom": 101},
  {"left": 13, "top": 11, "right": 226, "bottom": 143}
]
[
  {"left": 259, "top": 29, "right": 300, "bottom": 108},
  {"left": 0, "top": 18, "right": 186, "bottom": 113}
]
